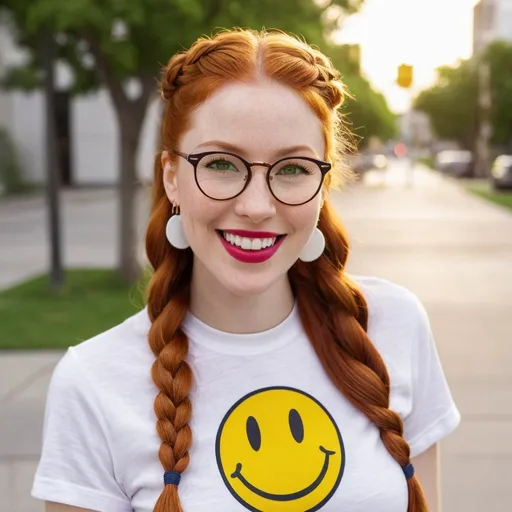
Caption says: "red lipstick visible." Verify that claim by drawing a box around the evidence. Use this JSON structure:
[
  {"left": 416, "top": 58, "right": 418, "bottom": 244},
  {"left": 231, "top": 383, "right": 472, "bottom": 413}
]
[{"left": 217, "top": 230, "right": 285, "bottom": 264}]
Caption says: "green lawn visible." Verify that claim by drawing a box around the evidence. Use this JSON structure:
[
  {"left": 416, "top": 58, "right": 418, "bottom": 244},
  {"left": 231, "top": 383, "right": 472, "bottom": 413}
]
[
  {"left": 0, "top": 269, "right": 147, "bottom": 350},
  {"left": 466, "top": 183, "right": 512, "bottom": 212}
]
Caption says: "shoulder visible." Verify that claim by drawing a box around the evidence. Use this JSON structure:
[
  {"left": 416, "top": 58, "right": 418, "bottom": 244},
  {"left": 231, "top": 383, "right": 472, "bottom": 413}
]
[
  {"left": 348, "top": 274, "right": 432, "bottom": 367},
  {"left": 51, "top": 307, "right": 153, "bottom": 393},
  {"left": 349, "top": 274, "right": 429, "bottom": 331},
  {"left": 70, "top": 306, "right": 151, "bottom": 360}
]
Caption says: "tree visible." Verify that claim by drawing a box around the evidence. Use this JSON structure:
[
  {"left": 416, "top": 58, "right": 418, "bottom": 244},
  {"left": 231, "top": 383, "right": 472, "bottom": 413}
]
[
  {"left": 484, "top": 41, "right": 512, "bottom": 147},
  {"left": 0, "top": 0, "right": 365, "bottom": 283},
  {"left": 414, "top": 60, "right": 478, "bottom": 151},
  {"left": 323, "top": 43, "right": 397, "bottom": 148},
  {"left": 414, "top": 41, "right": 512, "bottom": 152},
  {"left": 342, "top": 73, "right": 397, "bottom": 146}
]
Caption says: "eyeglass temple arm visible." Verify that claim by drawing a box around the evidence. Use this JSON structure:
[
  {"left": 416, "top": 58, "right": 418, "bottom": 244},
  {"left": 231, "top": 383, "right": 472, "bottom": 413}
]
[{"left": 170, "top": 150, "right": 187, "bottom": 157}]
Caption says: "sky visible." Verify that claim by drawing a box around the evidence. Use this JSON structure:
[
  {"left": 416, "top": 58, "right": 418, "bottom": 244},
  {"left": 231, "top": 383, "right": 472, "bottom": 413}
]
[{"left": 335, "top": 0, "right": 481, "bottom": 112}]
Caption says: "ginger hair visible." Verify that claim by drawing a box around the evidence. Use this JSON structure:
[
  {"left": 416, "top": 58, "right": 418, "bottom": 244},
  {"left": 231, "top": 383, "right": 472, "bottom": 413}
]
[{"left": 145, "top": 28, "right": 428, "bottom": 512}]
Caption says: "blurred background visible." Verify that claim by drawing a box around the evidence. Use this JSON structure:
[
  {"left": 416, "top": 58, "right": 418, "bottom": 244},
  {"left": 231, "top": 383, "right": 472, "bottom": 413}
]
[{"left": 0, "top": 0, "right": 511, "bottom": 511}]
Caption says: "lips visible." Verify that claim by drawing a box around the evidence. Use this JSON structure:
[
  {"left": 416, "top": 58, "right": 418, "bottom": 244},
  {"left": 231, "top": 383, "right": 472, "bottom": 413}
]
[{"left": 217, "top": 230, "right": 286, "bottom": 264}]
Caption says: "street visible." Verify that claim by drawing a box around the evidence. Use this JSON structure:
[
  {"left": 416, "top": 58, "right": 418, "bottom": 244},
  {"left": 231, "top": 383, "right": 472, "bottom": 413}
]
[{"left": 1, "top": 159, "right": 512, "bottom": 511}]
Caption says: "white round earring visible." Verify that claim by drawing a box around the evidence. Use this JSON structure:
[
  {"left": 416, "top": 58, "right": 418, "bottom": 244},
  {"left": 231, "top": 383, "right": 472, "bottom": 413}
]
[
  {"left": 299, "top": 227, "right": 325, "bottom": 262},
  {"left": 165, "top": 205, "right": 189, "bottom": 249}
]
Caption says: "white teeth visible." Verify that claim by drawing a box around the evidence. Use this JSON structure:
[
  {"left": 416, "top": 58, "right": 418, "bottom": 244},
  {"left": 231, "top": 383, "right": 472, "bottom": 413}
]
[
  {"left": 251, "top": 239, "right": 262, "bottom": 251},
  {"left": 221, "top": 232, "right": 278, "bottom": 251}
]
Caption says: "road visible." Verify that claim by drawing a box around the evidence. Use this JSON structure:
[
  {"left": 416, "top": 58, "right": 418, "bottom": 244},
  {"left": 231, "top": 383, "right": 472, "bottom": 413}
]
[{"left": 1, "top": 159, "right": 511, "bottom": 511}]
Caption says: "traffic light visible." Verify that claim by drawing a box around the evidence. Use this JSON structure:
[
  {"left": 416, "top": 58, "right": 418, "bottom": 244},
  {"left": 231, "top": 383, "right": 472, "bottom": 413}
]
[{"left": 397, "top": 64, "right": 413, "bottom": 88}]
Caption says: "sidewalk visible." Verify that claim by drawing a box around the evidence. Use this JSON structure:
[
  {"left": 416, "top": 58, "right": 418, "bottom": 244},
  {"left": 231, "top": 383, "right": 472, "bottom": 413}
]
[
  {"left": 1, "top": 161, "right": 512, "bottom": 511},
  {"left": 0, "top": 352, "right": 63, "bottom": 512},
  {"left": 0, "top": 185, "right": 151, "bottom": 290}
]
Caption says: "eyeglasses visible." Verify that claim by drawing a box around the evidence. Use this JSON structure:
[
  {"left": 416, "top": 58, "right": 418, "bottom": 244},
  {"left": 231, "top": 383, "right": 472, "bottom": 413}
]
[{"left": 173, "top": 150, "right": 331, "bottom": 206}]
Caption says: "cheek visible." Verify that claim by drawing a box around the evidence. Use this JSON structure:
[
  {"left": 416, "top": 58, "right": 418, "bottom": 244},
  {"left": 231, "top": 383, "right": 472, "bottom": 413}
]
[
  {"left": 287, "top": 201, "right": 321, "bottom": 240},
  {"left": 180, "top": 194, "right": 225, "bottom": 241},
  {"left": 176, "top": 173, "right": 212, "bottom": 233}
]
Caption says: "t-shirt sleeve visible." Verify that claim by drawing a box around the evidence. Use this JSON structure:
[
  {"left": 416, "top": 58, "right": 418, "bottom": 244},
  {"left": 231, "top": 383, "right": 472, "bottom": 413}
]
[
  {"left": 402, "top": 298, "right": 461, "bottom": 458},
  {"left": 31, "top": 348, "right": 132, "bottom": 512}
]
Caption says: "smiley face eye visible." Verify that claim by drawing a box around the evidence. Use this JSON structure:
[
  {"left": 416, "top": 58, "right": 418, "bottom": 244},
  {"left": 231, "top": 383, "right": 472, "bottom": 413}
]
[
  {"left": 246, "top": 416, "right": 261, "bottom": 451},
  {"left": 289, "top": 409, "right": 304, "bottom": 443}
]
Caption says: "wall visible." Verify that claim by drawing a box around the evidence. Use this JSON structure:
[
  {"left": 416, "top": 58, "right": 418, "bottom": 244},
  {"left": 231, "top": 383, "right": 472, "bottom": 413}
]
[
  {"left": 72, "top": 90, "right": 161, "bottom": 186},
  {"left": 0, "top": 23, "right": 161, "bottom": 187},
  {"left": 495, "top": 0, "right": 512, "bottom": 41}
]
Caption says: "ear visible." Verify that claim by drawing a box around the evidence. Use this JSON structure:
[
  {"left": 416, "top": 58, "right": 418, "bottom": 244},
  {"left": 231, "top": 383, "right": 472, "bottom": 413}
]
[{"left": 161, "top": 150, "right": 179, "bottom": 205}]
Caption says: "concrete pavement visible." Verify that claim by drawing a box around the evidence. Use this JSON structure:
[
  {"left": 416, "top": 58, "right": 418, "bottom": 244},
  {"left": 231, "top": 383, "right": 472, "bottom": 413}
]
[
  {"left": 1, "top": 160, "right": 512, "bottom": 511},
  {"left": 0, "top": 185, "right": 151, "bottom": 290}
]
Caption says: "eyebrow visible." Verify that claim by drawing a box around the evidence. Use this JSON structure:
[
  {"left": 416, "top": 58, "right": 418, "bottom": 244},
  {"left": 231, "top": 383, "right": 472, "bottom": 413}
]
[{"left": 193, "top": 140, "right": 319, "bottom": 159}]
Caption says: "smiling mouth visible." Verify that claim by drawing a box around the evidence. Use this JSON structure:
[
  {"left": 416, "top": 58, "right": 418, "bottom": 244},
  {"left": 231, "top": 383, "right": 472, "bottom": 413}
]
[{"left": 230, "top": 446, "right": 335, "bottom": 501}]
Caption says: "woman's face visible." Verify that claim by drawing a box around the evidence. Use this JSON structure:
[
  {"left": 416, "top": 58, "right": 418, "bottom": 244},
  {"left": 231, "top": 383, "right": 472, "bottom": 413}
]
[{"left": 162, "top": 79, "right": 326, "bottom": 297}]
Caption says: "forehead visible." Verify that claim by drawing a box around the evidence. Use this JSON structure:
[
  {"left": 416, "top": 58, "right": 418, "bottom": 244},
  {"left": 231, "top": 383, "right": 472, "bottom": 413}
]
[{"left": 181, "top": 80, "right": 325, "bottom": 159}]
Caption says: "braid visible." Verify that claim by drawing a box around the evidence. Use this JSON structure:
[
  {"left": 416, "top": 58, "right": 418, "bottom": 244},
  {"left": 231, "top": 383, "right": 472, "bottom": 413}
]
[
  {"left": 161, "top": 52, "right": 187, "bottom": 100},
  {"left": 146, "top": 153, "right": 194, "bottom": 511},
  {"left": 290, "top": 201, "right": 428, "bottom": 511},
  {"left": 309, "top": 50, "right": 346, "bottom": 110},
  {"left": 160, "top": 32, "right": 258, "bottom": 102}
]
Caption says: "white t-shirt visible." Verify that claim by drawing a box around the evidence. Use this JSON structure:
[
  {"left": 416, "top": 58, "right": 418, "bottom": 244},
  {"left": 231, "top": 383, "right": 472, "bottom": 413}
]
[{"left": 31, "top": 275, "right": 460, "bottom": 512}]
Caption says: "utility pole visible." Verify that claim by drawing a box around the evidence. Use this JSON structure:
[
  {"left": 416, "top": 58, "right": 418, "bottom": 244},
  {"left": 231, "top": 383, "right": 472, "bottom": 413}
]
[{"left": 42, "top": 30, "right": 64, "bottom": 290}]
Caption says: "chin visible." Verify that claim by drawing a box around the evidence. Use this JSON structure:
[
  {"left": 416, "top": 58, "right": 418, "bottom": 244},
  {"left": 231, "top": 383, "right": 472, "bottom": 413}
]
[{"left": 216, "top": 269, "right": 282, "bottom": 298}]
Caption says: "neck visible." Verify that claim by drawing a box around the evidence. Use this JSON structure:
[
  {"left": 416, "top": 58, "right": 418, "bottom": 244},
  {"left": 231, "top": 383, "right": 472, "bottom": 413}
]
[{"left": 189, "top": 265, "right": 295, "bottom": 334}]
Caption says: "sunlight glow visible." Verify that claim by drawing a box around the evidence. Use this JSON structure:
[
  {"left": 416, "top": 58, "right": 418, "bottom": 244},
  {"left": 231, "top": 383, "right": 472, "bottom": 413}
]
[{"left": 335, "top": 0, "right": 481, "bottom": 112}]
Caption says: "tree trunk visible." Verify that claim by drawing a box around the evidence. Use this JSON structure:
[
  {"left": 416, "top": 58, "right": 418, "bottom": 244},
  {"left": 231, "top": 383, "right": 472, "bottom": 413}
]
[
  {"left": 84, "top": 34, "right": 154, "bottom": 283},
  {"left": 118, "top": 113, "right": 142, "bottom": 284},
  {"left": 42, "top": 30, "right": 64, "bottom": 291}
]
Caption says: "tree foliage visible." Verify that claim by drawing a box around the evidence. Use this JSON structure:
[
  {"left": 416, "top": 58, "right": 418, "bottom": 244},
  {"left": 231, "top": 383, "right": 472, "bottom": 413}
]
[
  {"left": 484, "top": 41, "right": 512, "bottom": 147},
  {"left": 0, "top": 0, "right": 393, "bottom": 147},
  {"left": 316, "top": 43, "right": 396, "bottom": 148},
  {"left": 0, "top": 0, "right": 362, "bottom": 93},
  {"left": 0, "top": 0, "right": 399, "bottom": 281},
  {"left": 414, "top": 41, "right": 512, "bottom": 150}
]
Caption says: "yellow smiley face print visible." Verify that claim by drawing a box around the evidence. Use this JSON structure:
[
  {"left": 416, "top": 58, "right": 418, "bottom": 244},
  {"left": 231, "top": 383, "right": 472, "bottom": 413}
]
[{"left": 215, "top": 387, "right": 345, "bottom": 511}]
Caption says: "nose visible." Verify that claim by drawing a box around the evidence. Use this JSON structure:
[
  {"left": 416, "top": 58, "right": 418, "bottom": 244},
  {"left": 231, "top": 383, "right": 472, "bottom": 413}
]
[{"left": 233, "top": 168, "right": 277, "bottom": 223}]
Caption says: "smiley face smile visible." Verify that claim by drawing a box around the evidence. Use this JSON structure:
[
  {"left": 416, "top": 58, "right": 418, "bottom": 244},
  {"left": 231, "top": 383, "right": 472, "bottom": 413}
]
[{"left": 231, "top": 445, "right": 336, "bottom": 501}]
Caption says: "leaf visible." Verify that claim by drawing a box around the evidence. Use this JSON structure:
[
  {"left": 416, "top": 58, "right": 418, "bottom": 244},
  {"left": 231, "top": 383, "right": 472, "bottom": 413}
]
[{"left": 0, "top": 64, "right": 43, "bottom": 91}]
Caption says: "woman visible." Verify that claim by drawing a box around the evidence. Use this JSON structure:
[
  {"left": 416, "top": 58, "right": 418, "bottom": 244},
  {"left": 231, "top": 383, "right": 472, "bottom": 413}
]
[{"left": 32, "top": 29, "right": 460, "bottom": 512}]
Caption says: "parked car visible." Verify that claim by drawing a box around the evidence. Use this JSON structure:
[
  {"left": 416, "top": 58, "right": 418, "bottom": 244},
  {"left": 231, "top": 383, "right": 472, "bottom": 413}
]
[
  {"left": 491, "top": 155, "right": 512, "bottom": 190},
  {"left": 435, "top": 150, "right": 474, "bottom": 178}
]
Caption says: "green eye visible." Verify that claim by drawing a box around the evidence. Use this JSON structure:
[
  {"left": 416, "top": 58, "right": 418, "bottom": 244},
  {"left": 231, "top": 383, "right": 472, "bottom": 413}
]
[
  {"left": 207, "top": 160, "right": 238, "bottom": 172},
  {"left": 277, "top": 165, "right": 308, "bottom": 176}
]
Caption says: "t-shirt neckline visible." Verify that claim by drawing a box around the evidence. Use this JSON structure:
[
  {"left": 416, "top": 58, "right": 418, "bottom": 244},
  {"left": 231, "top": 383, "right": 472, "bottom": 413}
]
[{"left": 182, "top": 302, "right": 302, "bottom": 355}]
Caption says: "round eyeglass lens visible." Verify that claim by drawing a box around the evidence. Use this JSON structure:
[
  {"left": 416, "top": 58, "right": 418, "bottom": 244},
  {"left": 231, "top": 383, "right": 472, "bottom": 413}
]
[
  {"left": 196, "top": 153, "right": 248, "bottom": 199},
  {"left": 269, "top": 158, "right": 323, "bottom": 205}
]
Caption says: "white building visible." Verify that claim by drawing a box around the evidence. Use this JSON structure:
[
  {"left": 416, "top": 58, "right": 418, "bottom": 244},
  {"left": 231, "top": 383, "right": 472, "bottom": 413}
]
[
  {"left": 0, "top": 23, "right": 160, "bottom": 187},
  {"left": 474, "top": 0, "right": 512, "bottom": 54}
]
